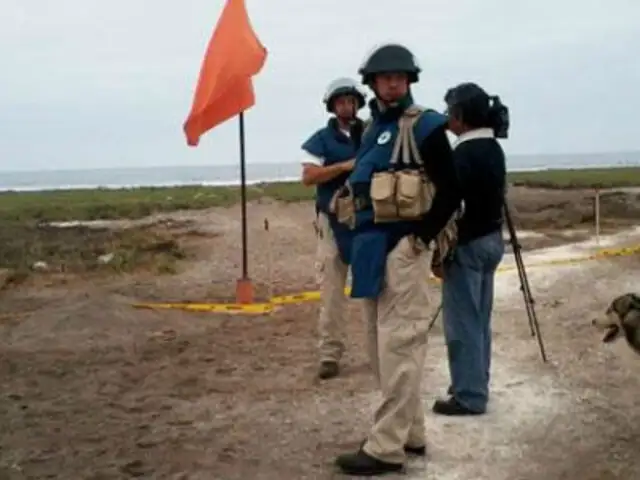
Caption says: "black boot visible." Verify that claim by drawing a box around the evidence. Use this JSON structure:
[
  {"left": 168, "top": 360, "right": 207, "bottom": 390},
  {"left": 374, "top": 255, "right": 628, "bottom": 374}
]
[
  {"left": 404, "top": 444, "right": 427, "bottom": 456},
  {"left": 335, "top": 449, "right": 403, "bottom": 476},
  {"left": 360, "top": 439, "right": 426, "bottom": 457},
  {"left": 432, "top": 397, "right": 484, "bottom": 416},
  {"left": 318, "top": 361, "right": 339, "bottom": 379}
]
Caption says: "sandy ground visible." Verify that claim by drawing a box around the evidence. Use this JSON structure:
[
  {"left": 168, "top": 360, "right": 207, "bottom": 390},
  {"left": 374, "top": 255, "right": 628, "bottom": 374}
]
[{"left": 1, "top": 187, "right": 640, "bottom": 479}]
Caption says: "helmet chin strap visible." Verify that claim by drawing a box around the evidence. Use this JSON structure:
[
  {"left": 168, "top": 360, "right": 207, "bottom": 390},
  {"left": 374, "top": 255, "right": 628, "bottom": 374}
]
[
  {"left": 336, "top": 115, "right": 353, "bottom": 127},
  {"left": 374, "top": 87, "right": 411, "bottom": 110},
  {"left": 336, "top": 107, "right": 356, "bottom": 127},
  {"left": 331, "top": 95, "right": 359, "bottom": 119},
  {"left": 375, "top": 98, "right": 391, "bottom": 111}
]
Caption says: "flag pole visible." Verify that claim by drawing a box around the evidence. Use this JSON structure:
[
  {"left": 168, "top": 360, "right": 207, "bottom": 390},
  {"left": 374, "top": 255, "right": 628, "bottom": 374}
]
[
  {"left": 239, "top": 111, "right": 249, "bottom": 278},
  {"left": 236, "top": 111, "right": 253, "bottom": 303}
]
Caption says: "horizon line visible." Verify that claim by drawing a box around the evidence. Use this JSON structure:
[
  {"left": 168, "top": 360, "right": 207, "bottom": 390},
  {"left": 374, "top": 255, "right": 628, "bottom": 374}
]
[{"left": 0, "top": 149, "right": 639, "bottom": 174}]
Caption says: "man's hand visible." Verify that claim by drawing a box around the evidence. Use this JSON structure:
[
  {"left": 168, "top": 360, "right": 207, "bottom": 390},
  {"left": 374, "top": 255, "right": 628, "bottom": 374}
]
[
  {"left": 341, "top": 159, "right": 355, "bottom": 172},
  {"left": 302, "top": 159, "right": 355, "bottom": 186}
]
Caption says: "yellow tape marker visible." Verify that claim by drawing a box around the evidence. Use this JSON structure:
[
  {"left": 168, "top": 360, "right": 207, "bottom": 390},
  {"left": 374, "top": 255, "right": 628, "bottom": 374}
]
[
  {"left": 133, "top": 301, "right": 273, "bottom": 315},
  {"left": 132, "top": 243, "right": 639, "bottom": 314},
  {"left": 596, "top": 244, "right": 640, "bottom": 258},
  {"left": 271, "top": 291, "right": 321, "bottom": 305}
]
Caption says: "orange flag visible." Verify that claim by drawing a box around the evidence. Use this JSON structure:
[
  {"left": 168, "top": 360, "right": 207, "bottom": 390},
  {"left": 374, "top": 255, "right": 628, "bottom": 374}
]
[{"left": 183, "top": 0, "right": 267, "bottom": 147}]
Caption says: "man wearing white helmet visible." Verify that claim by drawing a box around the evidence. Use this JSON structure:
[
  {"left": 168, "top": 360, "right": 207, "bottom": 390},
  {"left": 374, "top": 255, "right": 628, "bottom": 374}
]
[{"left": 300, "top": 77, "right": 366, "bottom": 380}]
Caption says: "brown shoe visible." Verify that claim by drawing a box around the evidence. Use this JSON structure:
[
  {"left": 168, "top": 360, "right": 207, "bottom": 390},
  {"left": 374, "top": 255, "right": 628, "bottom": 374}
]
[{"left": 318, "top": 361, "right": 339, "bottom": 379}]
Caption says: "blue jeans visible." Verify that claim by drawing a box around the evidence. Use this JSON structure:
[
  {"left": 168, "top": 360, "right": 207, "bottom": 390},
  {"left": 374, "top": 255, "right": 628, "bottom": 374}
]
[{"left": 442, "top": 230, "right": 505, "bottom": 413}]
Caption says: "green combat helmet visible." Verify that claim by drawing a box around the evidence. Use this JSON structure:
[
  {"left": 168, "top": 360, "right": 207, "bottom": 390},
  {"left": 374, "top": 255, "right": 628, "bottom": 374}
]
[{"left": 358, "top": 43, "right": 421, "bottom": 85}]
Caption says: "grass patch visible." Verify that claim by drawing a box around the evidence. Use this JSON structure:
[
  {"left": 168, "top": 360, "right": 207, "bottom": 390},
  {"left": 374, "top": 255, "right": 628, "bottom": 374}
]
[
  {"left": 508, "top": 166, "right": 640, "bottom": 189},
  {"left": 0, "top": 166, "right": 636, "bottom": 281},
  {"left": 0, "top": 183, "right": 314, "bottom": 223},
  {"left": 0, "top": 167, "right": 637, "bottom": 225},
  {"left": 0, "top": 223, "right": 187, "bottom": 277}
]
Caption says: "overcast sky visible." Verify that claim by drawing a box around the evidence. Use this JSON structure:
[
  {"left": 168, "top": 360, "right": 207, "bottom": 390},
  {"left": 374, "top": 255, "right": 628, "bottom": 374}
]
[{"left": 1, "top": 0, "right": 639, "bottom": 172}]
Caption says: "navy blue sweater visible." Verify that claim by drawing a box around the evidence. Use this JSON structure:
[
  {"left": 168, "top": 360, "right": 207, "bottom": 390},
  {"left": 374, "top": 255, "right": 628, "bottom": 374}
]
[
  {"left": 415, "top": 133, "right": 506, "bottom": 246},
  {"left": 453, "top": 137, "right": 506, "bottom": 244}
]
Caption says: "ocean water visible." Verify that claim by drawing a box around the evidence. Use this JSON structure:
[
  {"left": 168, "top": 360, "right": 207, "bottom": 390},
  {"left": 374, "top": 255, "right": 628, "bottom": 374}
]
[{"left": 0, "top": 151, "right": 638, "bottom": 192}]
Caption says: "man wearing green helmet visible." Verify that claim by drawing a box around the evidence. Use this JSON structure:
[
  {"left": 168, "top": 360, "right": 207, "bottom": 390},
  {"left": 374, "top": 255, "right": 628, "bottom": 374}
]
[
  {"left": 332, "top": 44, "right": 462, "bottom": 475},
  {"left": 300, "top": 77, "right": 366, "bottom": 380}
]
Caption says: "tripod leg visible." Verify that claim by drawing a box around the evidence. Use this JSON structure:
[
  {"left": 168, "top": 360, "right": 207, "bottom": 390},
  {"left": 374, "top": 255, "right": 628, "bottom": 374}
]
[
  {"left": 513, "top": 247, "right": 536, "bottom": 337},
  {"left": 514, "top": 251, "right": 548, "bottom": 362},
  {"left": 503, "top": 201, "right": 548, "bottom": 362}
]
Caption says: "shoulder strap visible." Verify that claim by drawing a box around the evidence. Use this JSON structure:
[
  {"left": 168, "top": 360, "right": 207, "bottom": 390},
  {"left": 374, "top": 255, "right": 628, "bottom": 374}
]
[
  {"left": 404, "top": 107, "right": 425, "bottom": 168},
  {"left": 390, "top": 105, "right": 426, "bottom": 168}
]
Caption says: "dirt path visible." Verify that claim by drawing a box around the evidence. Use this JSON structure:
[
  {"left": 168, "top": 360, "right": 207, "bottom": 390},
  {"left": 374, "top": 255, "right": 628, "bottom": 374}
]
[
  {"left": 1, "top": 226, "right": 640, "bottom": 479},
  {"left": 404, "top": 233, "right": 640, "bottom": 480}
]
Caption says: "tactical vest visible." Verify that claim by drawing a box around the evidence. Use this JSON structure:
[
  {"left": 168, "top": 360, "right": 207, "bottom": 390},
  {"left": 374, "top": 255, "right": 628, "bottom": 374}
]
[
  {"left": 331, "top": 106, "right": 460, "bottom": 264},
  {"left": 301, "top": 120, "right": 359, "bottom": 214}
]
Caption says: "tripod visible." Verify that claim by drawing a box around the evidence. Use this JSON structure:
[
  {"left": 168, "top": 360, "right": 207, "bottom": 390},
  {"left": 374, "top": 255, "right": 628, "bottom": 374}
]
[{"left": 427, "top": 200, "right": 548, "bottom": 363}]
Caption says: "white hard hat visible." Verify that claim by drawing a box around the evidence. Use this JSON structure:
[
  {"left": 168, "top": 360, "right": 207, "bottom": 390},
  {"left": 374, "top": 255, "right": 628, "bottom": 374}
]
[{"left": 322, "top": 77, "right": 366, "bottom": 113}]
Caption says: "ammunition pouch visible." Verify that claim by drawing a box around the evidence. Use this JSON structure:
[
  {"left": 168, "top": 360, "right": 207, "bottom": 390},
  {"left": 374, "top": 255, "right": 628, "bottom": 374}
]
[
  {"left": 396, "top": 169, "right": 434, "bottom": 218},
  {"left": 370, "top": 106, "right": 434, "bottom": 223},
  {"left": 370, "top": 171, "right": 397, "bottom": 222},
  {"left": 329, "top": 183, "right": 356, "bottom": 229}
]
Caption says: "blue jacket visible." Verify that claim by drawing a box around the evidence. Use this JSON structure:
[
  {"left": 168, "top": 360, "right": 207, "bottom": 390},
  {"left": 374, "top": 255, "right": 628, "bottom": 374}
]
[
  {"left": 301, "top": 117, "right": 363, "bottom": 264},
  {"left": 348, "top": 95, "right": 447, "bottom": 298}
]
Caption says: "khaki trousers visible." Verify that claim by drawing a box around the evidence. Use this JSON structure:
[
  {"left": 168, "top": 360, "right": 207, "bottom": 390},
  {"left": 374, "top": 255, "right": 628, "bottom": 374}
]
[
  {"left": 361, "top": 236, "right": 433, "bottom": 464},
  {"left": 315, "top": 213, "right": 349, "bottom": 363}
]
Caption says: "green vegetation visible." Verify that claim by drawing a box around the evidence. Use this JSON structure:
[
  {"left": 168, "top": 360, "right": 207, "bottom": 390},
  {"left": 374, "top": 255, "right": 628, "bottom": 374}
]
[
  {"left": 508, "top": 166, "right": 640, "bottom": 189},
  {"left": 0, "top": 182, "right": 312, "bottom": 278},
  {"left": 0, "top": 223, "right": 186, "bottom": 278},
  {"left": 0, "top": 182, "right": 313, "bottom": 223},
  {"left": 0, "top": 167, "right": 638, "bottom": 224},
  {"left": 0, "top": 166, "right": 637, "bottom": 281}
]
